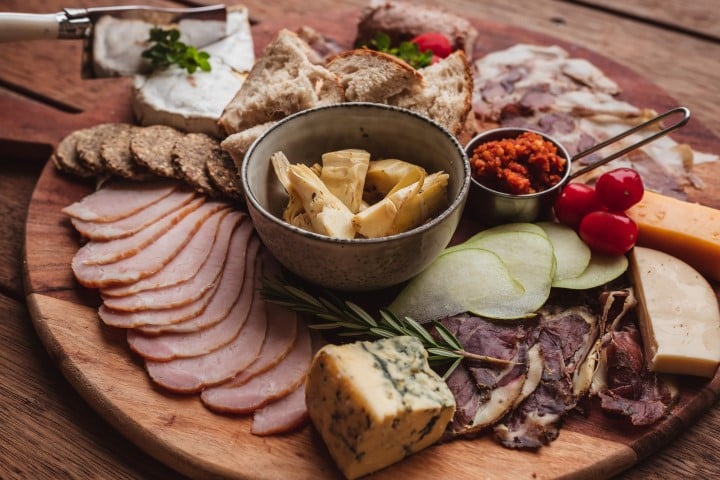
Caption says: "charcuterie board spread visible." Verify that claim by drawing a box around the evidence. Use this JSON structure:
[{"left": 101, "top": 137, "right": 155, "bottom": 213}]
[{"left": 22, "top": 1, "right": 720, "bottom": 479}]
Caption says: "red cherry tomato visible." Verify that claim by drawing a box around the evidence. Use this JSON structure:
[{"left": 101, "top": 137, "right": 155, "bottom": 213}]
[
  {"left": 410, "top": 32, "right": 452, "bottom": 58},
  {"left": 553, "top": 183, "right": 605, "bottom": 229},
  {"left": 595, "top": 168, "right": 644, "bottom": 211},
  {"left": 579, "top": 211, "right": 639, "bottom": 256}
]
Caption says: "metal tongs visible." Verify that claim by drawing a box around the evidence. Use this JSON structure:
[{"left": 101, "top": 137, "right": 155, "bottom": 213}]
[{"left": 0, "top": 4, "right": 227, "bottom": 77}]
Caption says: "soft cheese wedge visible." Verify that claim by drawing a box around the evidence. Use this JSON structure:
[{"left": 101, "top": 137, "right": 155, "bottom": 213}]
[
  {"left": 306, "top": 336, "right": 456, "bottom": 480},
  {"left": 630, "top": 246, "right": 720, "bottom": 378}
]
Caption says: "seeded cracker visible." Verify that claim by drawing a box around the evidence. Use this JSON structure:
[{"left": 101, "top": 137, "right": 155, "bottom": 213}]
[
  {"left": 207, "top": 149, "right": 244, "bottom": 202},
  {"left": 130, "top": 125, "right": 185, "bottom": 179},
  {"left": 171, "top": 132, "right": 222, "bottom": 196},
  {"left": 100, "top": 125, "right": 154, "bottom": 180},
  {"left": 52, "top": 128, "right": 95, "bottom": 178},
  {"left": 76, "top": 123, "right": 133, "bottom": 174}
]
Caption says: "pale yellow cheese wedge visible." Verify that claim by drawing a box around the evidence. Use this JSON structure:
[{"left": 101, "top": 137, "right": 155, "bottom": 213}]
[
  {"left": 627, "top": 190, "right": 720, "bottom": 281},
  {"left": 630, "top": 246, "right": 720, "bottom": 378}
]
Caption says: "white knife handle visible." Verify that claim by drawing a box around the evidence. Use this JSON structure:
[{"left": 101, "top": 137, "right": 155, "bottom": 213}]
[{"left": 0, "top": 13, "right": 61, "bottom": 42}]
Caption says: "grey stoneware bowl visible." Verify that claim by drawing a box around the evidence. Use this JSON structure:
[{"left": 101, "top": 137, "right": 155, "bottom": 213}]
[{"left": 241, "top": 102, "right": 471, "bottom": 292}]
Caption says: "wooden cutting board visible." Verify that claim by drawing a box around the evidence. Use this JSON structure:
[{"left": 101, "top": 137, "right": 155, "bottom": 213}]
[{"left": 21, "top": 9, "right": 720, "bottom": 480}]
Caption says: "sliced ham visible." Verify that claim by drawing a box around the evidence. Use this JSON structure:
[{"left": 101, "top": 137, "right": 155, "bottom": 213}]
[
  {"left": 201, "top": 320, "right": 311, "bottom": 413},
  {"left": 251, "top": 382, "right": 308, "bottom": 436},
  {"left": 126, "top": 238, "right": 260, "bottom": 360},
  {"left": 70, "top": 189, "right": 197, "bottom": 241},
  {"left": 72, "top": 201, "right": 227, "bottom": 288},
  {"left": 62, "top": 179, "right": 177, "bottom": 222},
  {"left": 144, "top": 253, "right": 268, "bottom": 393},
  {"left": 101, "top": 209, "right": 243, "bottom": 298},
  {"left": 102, "top": 215, "right": 252, "bottom": 311},
  {"left": 137, "top": 236, "right": 260, "bottom": 335},
  {"left": 73, "top": 197, "right": 206, "bottom": 266}
]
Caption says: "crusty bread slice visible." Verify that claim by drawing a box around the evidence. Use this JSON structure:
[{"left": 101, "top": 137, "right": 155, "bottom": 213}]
[
  {"left": 218, "top": 29, "right": 344, "bottom": 135},
  {"left": 390, "top": 50, "right": 473, "bottom": 137},
  {"left": 326, "top": 48, "right": 424, "bottom": 103},
  {"left": 220, "top": 121, "right": 276, "bottom": 169}
]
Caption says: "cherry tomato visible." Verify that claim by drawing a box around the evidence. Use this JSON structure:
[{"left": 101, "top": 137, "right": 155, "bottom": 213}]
[
  {"left": 410, "top": 32, "right": 452, "bottom": 59},
  {"left": 553, "top": 183, "right": 605, "bottom": 229},
  {"left": 579, "top": 211, "right": 639, "bottom": 256},
  {"left": 595, "top": 168, "right": 644, "bottom": 211}
]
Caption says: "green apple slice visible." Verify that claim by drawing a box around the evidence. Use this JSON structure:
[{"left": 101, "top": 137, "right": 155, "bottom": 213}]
[
  {"left": 536, "top": 221, "right": 592, "bottom": 284},
  {"left": 444, "top": 222, "right": 547, "bottom": 255},
  {"left": 552, "top": 253, "right": 628, "bottom": 290}
]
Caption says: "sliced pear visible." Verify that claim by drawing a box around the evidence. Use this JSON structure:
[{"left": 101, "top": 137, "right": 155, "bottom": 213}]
[
  {"left": 552, "top": 253, "right": 628, "bottom": 290},
  {"left": 388, "top": 248, "right": 524, "bottom": 323},
  {"left": 536, "top": 221, "right": 592, "bottom": 283}
]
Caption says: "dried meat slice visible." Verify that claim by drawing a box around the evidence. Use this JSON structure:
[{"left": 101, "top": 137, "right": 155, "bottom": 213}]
[
  {"left": 63, "top": 179, "right": 179, "bottom": 222},
  {"left": 251, "top": 382, "right": 308, "bottom": 436},
  {"left": 126, "top": 238, "right": 260, "bottom": 360}
]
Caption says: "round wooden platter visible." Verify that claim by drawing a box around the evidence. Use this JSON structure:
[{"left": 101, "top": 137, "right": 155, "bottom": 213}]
[{"left": 22, "top": 11, "right": 720, "bottom": 480}]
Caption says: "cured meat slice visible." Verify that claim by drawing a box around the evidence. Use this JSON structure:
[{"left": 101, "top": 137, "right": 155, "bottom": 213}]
[
  {"left": 251, "top": 382, "right": 308, "bottom": 436},
  {"left": 144, "top": 253, "right": 268, "bottom": 393},
  {"left": 126, "top": 238, "right": 260, "bottom": 360},
  {"left": 70, "top": 189, "right": 197, "bottom": 241},
  {"left": 62, "top": 179, "right": 177, "bottom": 222},
  {"left": 102, "top": 214, "right": 252, "bottom": 311},
  {"left": 72, "top": 201, "right": 227, "bottom": 287},
  {"left": 201, "top": 320, "right": 311, "bottom": 413},
  {"left": 73, "top": 197, "right": 206, "bottom": 266},
  {"left": 101, "top": 209, "right": 243, "bottom": 298},
  {"left": 137, "top": 236, "right": 260, "bottom": 335}
]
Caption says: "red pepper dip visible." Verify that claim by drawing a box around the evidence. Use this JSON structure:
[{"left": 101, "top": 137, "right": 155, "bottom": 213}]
[{"left": 470, "top": 131, "right": 567, "bottom": 195}]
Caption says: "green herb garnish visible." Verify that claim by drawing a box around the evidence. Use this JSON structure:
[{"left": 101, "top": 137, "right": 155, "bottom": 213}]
[
  {"left": 141, "top": 27, "right": 211, "bottom": 74},
  {"left": 362, "top": 32, "right": 433, "bottom": 69},
  {"left": 261, "top": 276, "right": 512, "bottom": 379}
]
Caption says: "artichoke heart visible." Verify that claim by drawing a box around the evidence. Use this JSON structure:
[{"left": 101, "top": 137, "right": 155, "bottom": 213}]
[
  {"left": 320, "top": 149, "right": 371, "bottom": 213},
  {"left": 271, "top": 152, "right": 313, "bottom": 231},
  {"left": 363, "top": 159, "right": 428, "bottom": 204},
  {"left": 286, "top": 163, "right": 355, "bottom": 239},
  {"left": 353, "top": 171, "right": 449, "bottom": 238}
]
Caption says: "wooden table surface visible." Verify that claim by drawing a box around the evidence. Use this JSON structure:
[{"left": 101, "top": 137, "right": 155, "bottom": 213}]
[{"left": 1, "top": 0, "right": 719, "bottom": 478}]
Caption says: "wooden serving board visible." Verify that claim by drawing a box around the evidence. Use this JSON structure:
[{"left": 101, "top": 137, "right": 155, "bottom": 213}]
[{"left": 21, "top": 7, "right": 720, "bottom": 480}]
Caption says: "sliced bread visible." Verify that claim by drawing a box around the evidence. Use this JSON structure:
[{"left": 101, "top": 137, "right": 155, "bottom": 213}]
[{"left": 221, "top": 121, "right": 276, "bottom": 169}]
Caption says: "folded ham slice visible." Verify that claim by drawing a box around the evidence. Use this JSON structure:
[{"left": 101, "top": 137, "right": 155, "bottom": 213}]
[
  {"left": 73, "top": 197, "right": 206, "bottom": 266},
  {"left": 127, "top": 238, "right": 260, "bottom": 360},
  {"left": 62, "top": 179, "right": 177, "bottom": 222},
  {"left": 144, "top": 252, "right": 268, "bottom": 393},
  {"left": 102, "top": 214, "right": 251, "bottom": 311},
  {"left": 72, "top": 200, "right": 227, "bottom": 287},
  {"left": 251, "top": 382, "right": 308, "bottom": 436},
  {"left": 201, "top": 320, "right": 311, "bottom": 413},
  {"left": 70, "top": 188, "right": 197, "bottom": 241}
]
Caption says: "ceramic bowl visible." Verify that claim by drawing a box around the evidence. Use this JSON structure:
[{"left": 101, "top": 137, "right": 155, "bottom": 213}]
[
  {"left": 241, "top": 102, "right": 470, "bottom": 291},
  {"left": 464, "top": 127, "right": 572, "bottom": 225}
]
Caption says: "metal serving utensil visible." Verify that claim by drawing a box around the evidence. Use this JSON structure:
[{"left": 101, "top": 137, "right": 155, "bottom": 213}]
[
  {"left": 464, "top": 106, "right": 691, "bottom": 225},
  {"left": 0, "top": 4, "right": 227, "bottom": 77}
]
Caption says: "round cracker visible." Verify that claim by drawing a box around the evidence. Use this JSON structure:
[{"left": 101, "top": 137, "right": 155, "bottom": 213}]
[
  {"left": 206, "top": 149, "right": 244, "bottom": 202},
  {"left": 101, "top": 125, "right": 154, "bottom": 180},
  {"left": 171, "top": 133, "right": 222, "bottom": 197},
  {"left": 130, "top": 125, "right": 185, "bottom": 179},
  {"left": 52, "top": 128, "right": 96, "bottom": 178},
  {"left": 76, "top": 123, "right": 133, "bottom": 173}
]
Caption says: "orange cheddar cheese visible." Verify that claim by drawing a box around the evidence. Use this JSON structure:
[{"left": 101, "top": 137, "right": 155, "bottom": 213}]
[{"left": 626, "top": 190, "right": 720, "bottom": 281}]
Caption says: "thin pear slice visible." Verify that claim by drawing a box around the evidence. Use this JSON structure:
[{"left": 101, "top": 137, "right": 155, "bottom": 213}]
[
  {"left": 536, "top": 221, "right": 592, "bottom": 283},
  {"left": 552, "top": 253, "right": 628, "bottom": 290},
  {"left": 444, "top": 222, "right": 547, "bottom": 255},
  {"left": 388, "top": 248, "right": 524, "bottom": 323}
]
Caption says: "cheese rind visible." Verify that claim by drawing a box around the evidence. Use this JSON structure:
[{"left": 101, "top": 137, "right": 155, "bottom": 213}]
[
  {"left": 305, "top": 336, "right": 456, "bottom": 480},
  {"left": 630, "top": 246, "right": 720, "bottom": 378},
  {"left": 626, "top": 190, "right": 720, "bottom": 281}
]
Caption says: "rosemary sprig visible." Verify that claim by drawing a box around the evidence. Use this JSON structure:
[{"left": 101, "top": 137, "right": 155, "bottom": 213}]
[
  {"left": 261, "top": 276, "right": 512, "bottom": 379},
  {"left": 141, "top": 27, "right": 212, "bottom": 74}
]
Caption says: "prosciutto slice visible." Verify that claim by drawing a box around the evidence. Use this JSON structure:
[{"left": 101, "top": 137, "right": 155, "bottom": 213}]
[
  {"left": 251, "top": 382, "right": 308, "bottom": 436},
  {"left": 126, "top": 239, "right": 260, "bottom": 361},
  {"left": 73, "top": 197, "right": 206, "bottom": 266},
  {"left": 70, "top": 189, "right": 196, "bottom": 241},
  {"left": 144, "top": 253, "right": 268, "bottom": 393},
  {"left": 201, "top": 321, "right": 311, "bottom": 413},
  {"left": 62, "top": 179, "right": 177, "bottom": 222},
  {"left": 137, "top": 237, "right": 260, "bottom": 335},
  {"left": 102, "top": 215, "right": 252, "bottom": 311},
  {"left": 72, "top": 201, "right": 227, "bottom": 287},
  {"left": 101, "top": 210, "right": 243, "bottom": 298}
]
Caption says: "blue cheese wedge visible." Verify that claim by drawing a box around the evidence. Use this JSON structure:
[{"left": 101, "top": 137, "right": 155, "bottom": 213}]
[
  {"left": 630, "top": 246, "right": 720, "bottom": 377},
  {"left": 306, "top": 336, "right": 455, "bottom": 480}
]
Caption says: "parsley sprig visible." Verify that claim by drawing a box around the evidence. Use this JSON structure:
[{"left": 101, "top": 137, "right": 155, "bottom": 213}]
[
  {"left": 261, "top": 276, "right": 512, "bottom": 379},
  {"left": 141, "top": 27, "right": 212, "bottom": 74},
  {"left": 363, "top": 32, "right": 433, "bottom": 69}
]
